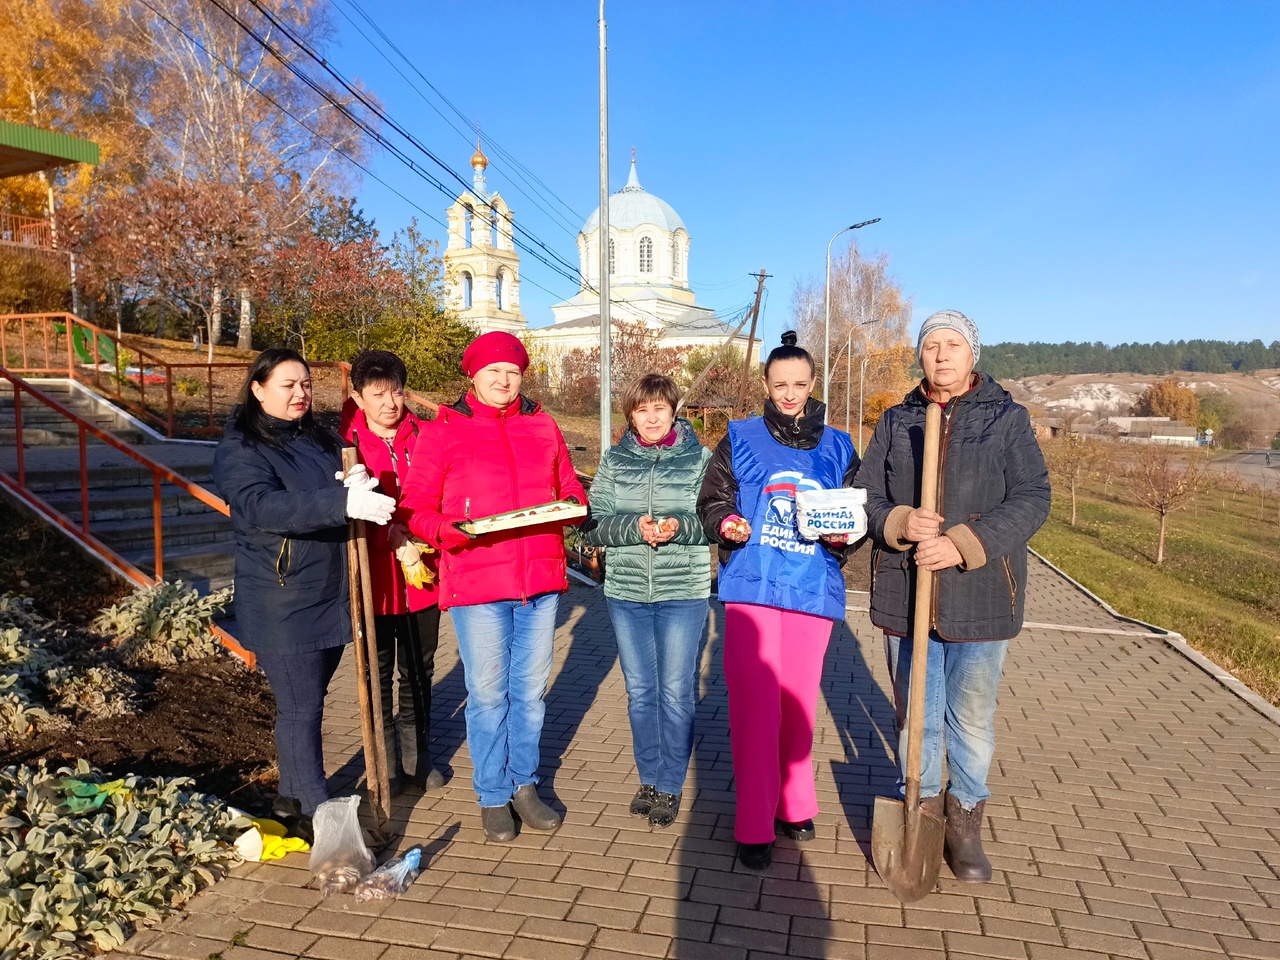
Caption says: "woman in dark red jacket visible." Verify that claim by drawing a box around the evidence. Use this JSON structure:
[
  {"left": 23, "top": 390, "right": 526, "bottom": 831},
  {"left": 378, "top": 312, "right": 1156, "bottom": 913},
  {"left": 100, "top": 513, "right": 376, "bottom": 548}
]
[
  {"left": 341, "top": 350, "right": 443, "bottom": 796},
  {"left": 401, "top": 331, "right": 586, "bottom": 843}
]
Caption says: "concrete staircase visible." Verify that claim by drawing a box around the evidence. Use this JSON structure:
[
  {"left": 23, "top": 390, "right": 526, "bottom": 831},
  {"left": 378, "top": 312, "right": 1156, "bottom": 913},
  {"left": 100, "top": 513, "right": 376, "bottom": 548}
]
[
  {"left": 0, "top": 380, "right": 146, "bottom": 446},
  {"left": 0, "top": 379, "right": 233, "bottom": 596}
]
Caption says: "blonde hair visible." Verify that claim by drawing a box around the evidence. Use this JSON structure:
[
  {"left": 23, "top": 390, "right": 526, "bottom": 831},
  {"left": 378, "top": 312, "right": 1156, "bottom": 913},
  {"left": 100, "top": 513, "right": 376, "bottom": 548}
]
[{"left": 621, "top": 373, "right": 680, "bottom": 428}]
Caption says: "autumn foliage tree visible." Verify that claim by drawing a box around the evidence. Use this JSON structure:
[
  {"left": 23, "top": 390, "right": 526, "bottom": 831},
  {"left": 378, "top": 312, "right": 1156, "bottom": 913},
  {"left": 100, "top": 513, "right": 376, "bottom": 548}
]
[
  {"left": 792, "top": 241, "right": 915, "bottom": 412},
  {"left": 1128, "top": 444, "right": 1208, "bottom": 564},
  {"left": 1133, "top": 377, "right": 1200, "bottom": 424},
  {"left": 70, "top": 178, "right": 266, "bottom": 357}
]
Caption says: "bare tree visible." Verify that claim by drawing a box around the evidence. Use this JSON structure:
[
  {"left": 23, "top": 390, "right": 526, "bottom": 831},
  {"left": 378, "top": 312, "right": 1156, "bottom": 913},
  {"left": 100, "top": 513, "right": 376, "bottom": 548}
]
[
  {"left": 791, "top": 240, "right": 914, "bottom": 415},
  {"left": 1043, "top": 435, "right": 1102, "bottom": 526},
  {"left": 1128, "top": 444, "right": 1208, "bottom": 564},
  {"left": 134, "top": 0, "right": 371, "bottom": 347}
]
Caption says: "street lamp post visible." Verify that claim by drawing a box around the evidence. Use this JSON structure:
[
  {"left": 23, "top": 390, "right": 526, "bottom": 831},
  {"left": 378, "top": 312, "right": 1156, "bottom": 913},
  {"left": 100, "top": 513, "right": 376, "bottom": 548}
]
[
  {"left": 823, "top": 218, "right": 881, "bottom": 424},
  {"left": 857, "top": 355, "right": 870, "bottom": 454}
]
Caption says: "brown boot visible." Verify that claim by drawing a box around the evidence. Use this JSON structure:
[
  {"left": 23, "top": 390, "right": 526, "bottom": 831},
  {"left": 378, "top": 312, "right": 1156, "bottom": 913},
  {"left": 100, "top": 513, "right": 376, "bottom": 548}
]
[
  {"left": 920, "top": 794, "right": 945, "bottom": 821},
  {"left": 944, "top": 793, "right": 992, "bottom": 882}
]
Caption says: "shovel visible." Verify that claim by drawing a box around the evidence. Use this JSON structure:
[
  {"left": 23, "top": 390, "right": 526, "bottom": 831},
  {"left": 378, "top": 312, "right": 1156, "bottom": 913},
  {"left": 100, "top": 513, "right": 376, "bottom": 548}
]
[
  {"left": 342, "top": 447, "right": 391, "bottom": 834},
  {"left": 872, "top": 401, "right": 946, "bottom": 902}
]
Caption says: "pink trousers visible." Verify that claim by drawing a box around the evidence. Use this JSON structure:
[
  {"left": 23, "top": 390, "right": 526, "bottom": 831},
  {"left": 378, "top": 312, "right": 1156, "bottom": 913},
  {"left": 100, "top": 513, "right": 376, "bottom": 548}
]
[{"left": 723, "top": 602, "right": 834, "bottom": 843}]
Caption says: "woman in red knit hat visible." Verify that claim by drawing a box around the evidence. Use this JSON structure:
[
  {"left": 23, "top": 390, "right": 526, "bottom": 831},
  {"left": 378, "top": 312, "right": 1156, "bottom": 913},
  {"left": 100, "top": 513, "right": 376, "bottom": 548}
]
[{"left": 401, "top": 331, "right": 587, "bottom": 842}]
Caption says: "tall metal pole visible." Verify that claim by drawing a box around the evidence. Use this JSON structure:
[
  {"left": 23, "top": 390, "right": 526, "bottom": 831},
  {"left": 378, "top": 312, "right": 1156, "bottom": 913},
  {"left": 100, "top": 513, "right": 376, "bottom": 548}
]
[
  {"left": 597, "top": 0, "right": 612, "bottom": 453},
  {"left": 845, "top": 329, "right": 852, "bottom": 431},
  {"left": 858, "top": 355, "right": 869, "bottom": 455},
  {"left": 823, "top": 218, "right": 881, "bottom": 425}
]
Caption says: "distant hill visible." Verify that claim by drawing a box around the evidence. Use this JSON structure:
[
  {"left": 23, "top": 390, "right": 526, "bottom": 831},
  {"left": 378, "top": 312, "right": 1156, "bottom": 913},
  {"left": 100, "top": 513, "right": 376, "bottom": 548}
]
[
  {"left": 1001, "top": 370, "right": 1280, "bottom": 448},
  {"left": 982, "top": 340, "right": 1280, "bottom": 380}
]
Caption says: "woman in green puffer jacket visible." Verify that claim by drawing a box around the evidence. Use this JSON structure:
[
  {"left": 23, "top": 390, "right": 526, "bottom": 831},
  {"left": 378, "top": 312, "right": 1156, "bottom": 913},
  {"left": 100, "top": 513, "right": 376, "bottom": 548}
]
[{"left": 584, "top": 373, "right": 712, "bottom": 829}]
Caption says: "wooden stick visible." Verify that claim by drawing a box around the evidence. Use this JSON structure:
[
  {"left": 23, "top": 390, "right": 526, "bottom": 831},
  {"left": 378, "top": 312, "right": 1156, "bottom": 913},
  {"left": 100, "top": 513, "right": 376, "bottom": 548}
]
[
  {"left": 341, "top": 448, "right": 391, "bottom": 831},
  {"left": 355, "top": 517, "right": 391, "bottom": 825}
]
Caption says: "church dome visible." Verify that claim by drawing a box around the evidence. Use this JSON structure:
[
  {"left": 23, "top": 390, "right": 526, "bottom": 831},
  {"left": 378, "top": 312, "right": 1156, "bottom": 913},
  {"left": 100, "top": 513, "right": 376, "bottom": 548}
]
[{"left": 581, "top": 160, "right": 685, "bottom": 235}]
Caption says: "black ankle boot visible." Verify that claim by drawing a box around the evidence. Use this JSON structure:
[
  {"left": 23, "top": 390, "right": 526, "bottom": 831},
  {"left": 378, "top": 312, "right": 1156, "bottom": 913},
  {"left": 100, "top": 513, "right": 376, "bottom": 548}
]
[
  {"left": 944, "top": 793, "right": 992, "bottom": 882},
  {"left": 649, "top": 792, "right": 680, "bottom": 828},
  {"left": 630, "top": 784, "right": 657, "bottom": 818},
  {"left": 774, "top": 817, "right": 815, "bottom": 841},
  {"left": 737, "top": 841, "right": 772, "bottom": 870},
  {"left": 270, "top": 796, "right": 314, "bottom": 845}
]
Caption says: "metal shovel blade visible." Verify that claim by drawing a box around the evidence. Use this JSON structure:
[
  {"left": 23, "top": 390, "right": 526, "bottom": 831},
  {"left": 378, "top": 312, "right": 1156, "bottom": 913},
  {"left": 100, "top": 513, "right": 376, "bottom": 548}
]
[{"left": 872, "top": 794, "right": 947, "bottom": 902}]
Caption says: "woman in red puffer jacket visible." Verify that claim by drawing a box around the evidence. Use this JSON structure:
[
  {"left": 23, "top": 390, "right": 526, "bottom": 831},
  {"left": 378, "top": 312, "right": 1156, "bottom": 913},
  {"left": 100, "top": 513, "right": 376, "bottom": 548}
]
[
  {"left": 400, "top": 331, "right": 586, "bottom": 843},
  {"left": 341, "top": 351, "right": 444, "bottom": 796}
]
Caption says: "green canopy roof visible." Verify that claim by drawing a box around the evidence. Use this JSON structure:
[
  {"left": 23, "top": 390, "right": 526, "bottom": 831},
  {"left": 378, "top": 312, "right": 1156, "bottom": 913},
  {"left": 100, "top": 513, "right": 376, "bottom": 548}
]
[{"left": 0, "top": 120, "right": 99, "bottom": 179}]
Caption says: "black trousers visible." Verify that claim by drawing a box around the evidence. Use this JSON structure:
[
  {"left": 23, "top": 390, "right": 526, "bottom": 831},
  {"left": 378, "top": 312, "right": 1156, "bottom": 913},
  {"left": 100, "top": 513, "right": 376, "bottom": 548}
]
[{"left": 374, "top": 606, "right": 441, "bottom": 779}]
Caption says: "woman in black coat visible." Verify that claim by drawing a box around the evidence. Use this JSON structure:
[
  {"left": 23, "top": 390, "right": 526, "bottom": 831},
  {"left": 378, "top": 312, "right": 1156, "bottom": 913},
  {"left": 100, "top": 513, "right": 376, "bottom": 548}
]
[{"left": 214, "top": 349, "right": 395, "bottom": 836}]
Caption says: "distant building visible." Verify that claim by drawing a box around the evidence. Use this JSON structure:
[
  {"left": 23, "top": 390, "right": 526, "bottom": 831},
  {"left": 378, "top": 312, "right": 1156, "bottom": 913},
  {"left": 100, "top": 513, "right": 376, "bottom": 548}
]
[
  {"left": 1105, "top": 416, "right": 1198, "bottom": 446},
  {"left": 440, "top": 143, "right": 526, "bottom": 335},
  {"left": 442, "top": 148, "right": 756, "bottom": 359}
]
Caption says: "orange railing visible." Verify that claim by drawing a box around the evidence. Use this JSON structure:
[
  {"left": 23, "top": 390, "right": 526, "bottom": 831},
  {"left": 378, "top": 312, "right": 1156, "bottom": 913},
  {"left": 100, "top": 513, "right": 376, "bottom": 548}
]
[
  {"left": 0, "top": 213, "right": 55, "bottom": 250},
  {"left": 0, "top": 368, "right": 253, "bottom": 666},
  {"left": 1, "top": 312, "right": 440, "bottom": 437}
]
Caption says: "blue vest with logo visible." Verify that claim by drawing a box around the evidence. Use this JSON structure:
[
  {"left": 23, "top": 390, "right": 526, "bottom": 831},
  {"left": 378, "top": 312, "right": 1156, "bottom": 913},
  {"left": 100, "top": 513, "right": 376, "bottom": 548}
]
[{"left": 717, "top": 416, "right": 854, "bottom": 620}]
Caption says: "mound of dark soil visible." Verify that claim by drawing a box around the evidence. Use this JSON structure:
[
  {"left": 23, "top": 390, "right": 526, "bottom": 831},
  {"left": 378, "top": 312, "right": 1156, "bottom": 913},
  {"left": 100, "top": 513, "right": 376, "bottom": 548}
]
[{"left": 2, "top": 498, "right": 279, "bottom": 812}]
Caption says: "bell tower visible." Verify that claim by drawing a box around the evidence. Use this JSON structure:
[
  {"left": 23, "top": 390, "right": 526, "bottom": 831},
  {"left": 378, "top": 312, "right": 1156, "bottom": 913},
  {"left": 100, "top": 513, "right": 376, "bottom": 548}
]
[{"left": 443, "top": 141, "right": 526, "bottom": 334}]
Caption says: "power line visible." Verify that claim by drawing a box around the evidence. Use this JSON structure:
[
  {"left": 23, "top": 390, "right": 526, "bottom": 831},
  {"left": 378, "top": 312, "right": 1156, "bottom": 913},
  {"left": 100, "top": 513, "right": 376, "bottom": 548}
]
[
  {"left": 221, "top": 0, "right": 585, "bottom": 284},
  {"left": 338, "top": 0, "right": 585, "bottom": 224},
  {"left": 133, "top": 0, "right": 576, "bottom": 305},
  {"left": 331, "top": 0, "right": 586, "bottom": 237}
]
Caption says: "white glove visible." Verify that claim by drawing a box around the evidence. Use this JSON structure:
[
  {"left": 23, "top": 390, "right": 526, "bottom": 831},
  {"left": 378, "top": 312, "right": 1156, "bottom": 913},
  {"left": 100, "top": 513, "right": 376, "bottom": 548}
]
[
  {"left": 346, "top": 487, "right": 395, "bottom": 525},
  {"left": 336, "top": 464, "right": 378, "bottom": 492}
]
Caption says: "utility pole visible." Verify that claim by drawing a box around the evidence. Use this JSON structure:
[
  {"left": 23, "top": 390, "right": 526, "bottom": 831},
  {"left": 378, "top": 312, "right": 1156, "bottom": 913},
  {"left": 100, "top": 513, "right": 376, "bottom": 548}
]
[
  {"left": 735, "top": 269, "right": 770, "bottom": 415},
  {"left": 597, "top": 0, "right": 612, "bottom": 454}
]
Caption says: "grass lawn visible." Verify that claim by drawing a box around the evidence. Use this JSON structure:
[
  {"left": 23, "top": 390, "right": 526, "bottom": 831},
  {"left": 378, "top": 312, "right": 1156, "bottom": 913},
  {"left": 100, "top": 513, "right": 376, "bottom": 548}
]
[{"left": 1031, "top": 476, "right": 1280, "bottom": 706}]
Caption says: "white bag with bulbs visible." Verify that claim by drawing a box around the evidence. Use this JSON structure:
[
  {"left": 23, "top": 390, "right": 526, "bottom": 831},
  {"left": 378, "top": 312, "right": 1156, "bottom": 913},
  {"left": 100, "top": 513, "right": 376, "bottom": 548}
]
[{"left": 794, "top": 487, "right": 868, "bottom": 541}]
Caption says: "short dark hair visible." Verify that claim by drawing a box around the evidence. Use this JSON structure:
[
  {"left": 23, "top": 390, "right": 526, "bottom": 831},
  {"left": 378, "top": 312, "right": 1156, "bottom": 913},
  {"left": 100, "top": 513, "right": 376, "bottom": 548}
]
[
  {"left": 350, "top": 350, "right": 407, "bottom": 393},
  {"left": 232, "top": 348, "right": 340, "bottom": 453},
  {"left": 763, "top": 330, "right": 815, "bottom": 378},
  {"left": 621, "top": 373, "right": 681, "bottom": 426}
]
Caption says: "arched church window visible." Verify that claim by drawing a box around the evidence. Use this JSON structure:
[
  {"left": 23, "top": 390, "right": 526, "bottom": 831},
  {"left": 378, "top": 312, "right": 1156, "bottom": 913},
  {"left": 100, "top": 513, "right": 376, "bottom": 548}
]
[
  {"left": 671, "top": 240, "right": 681, "bottom": 278},
  {"left": 462, "top": 271, "right": 473, "bottom": 309},
  {"left": 463, "top": 205, "right": 473, "bottom": 247},
  {"left": 639, "top": 236, "right": 653, "bottom": 273},
  {"left": 608, "top": 238, "right": 615, "bottom": 276},
  {"left": 495, "top": 270, "right": 504, "bottom": 311},
  {"left": 490, "top": 207, "right": 499, "bottom": 247}
]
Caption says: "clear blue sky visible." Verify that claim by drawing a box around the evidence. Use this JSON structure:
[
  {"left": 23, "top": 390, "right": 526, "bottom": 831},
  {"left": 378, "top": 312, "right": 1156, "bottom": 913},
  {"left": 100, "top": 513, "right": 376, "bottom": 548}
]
[{"left": 329, "top": 0, "right": 1280, "bottom": 348}]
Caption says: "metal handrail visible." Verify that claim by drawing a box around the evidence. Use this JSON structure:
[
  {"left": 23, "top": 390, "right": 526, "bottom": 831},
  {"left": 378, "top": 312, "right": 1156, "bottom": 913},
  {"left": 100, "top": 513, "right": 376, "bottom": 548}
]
[
  {"left": 0, "top": 367, "right": 252, "bottom": 665},
  {"left": 0, "top": 213, "right": 54, "bottom": 250},
  {"left": 1, "top": 312, "right": 442, "bottom": 437}
]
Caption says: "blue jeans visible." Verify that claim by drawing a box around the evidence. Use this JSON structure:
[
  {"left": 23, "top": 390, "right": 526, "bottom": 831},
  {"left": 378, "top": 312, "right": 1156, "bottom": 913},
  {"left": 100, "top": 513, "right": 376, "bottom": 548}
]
[
  {"left": 255, "top": 645, "right": 345, "bottom": 815},
  {"left": 884, "top": 633, "right": 1009, "bottom": 809},
  {"left": 449, "top": 593, "right": 560, "bottom": 807},
  {"left": 607, "top": 597, "right": 708, "bottom": 796}
]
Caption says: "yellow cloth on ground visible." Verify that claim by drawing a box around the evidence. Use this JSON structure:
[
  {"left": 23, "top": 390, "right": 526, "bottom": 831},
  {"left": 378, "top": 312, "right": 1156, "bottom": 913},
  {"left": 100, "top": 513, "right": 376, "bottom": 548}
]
[{"left": 234, "top": 817, "right": 310, "bottom": 861}]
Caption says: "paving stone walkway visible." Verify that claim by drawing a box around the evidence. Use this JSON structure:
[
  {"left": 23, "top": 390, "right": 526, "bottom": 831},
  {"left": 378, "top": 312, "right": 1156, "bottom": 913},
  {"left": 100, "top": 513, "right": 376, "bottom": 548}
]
[{"left": 121, "top": 555, "right": 1280, "bottom": 960}]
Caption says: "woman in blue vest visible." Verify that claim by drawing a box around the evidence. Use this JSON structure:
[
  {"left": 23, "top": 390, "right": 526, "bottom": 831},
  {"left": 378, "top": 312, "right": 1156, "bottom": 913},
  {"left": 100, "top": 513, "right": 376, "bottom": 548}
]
[{"left": 697, "top": 332, "right": 860, "bottom": 870}]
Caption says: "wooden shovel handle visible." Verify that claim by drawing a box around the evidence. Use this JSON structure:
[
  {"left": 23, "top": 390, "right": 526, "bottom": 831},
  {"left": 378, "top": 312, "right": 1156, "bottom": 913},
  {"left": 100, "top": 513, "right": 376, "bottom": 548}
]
[
  {"left": 903, "top": 403, "right": 943, "bottom": 808},
  {"left": 342, "top": 447, "right": 391, "bottom": 829}
]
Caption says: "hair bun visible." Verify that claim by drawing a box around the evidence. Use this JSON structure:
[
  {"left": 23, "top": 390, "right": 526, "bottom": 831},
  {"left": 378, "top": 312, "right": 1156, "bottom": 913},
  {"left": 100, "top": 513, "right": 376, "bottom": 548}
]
[{"left": 780, "top": 330, "right": 799, "bottom": 347}]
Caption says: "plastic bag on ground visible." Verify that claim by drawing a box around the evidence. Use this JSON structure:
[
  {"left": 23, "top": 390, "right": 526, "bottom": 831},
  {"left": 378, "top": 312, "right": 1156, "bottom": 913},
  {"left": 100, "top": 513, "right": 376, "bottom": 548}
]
[
  {"left": 308, "top": 795, "right": 376, "bottom": 897},
  {"left": 354, "top": 846, "right": 424, "bottom": 902}
]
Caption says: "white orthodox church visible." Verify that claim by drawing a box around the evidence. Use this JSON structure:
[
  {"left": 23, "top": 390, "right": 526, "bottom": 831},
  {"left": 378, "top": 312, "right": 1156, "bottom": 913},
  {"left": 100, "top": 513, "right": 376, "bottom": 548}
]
[{"left": 442, "top": 144, "right": 755, "bottom": 358}]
